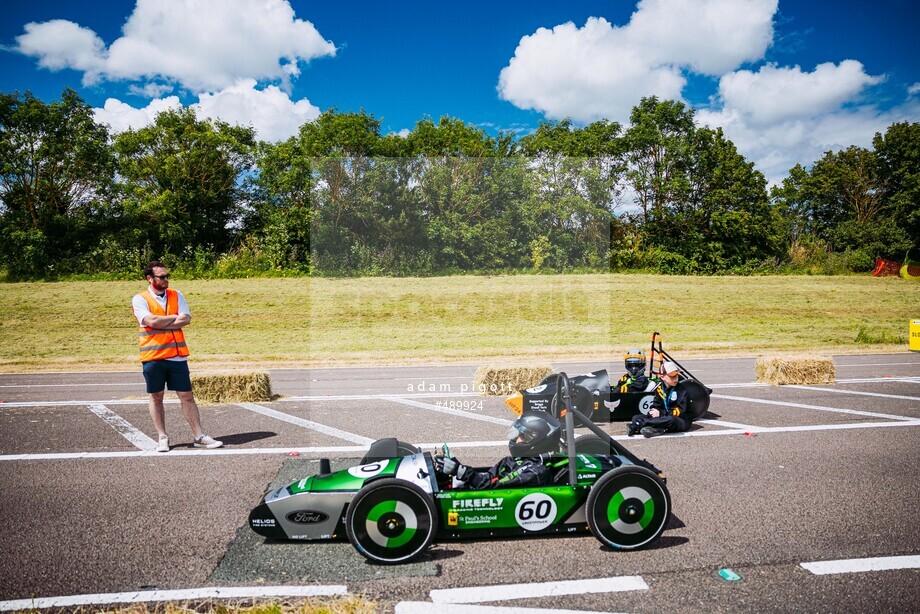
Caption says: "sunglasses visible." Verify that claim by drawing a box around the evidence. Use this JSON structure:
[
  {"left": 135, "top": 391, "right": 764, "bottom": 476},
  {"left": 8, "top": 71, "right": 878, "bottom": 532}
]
[{"left": 152, "top": 274, "right": 170, "bottom": 280}]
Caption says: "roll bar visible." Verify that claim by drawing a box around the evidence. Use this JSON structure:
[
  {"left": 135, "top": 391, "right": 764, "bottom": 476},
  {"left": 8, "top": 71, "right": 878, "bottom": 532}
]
[
  {"left": 556, "top": 372, "right": 662, "bottom": 485},
  {"left": 649, "top": 331, "right": 708, "bottom": 388}
]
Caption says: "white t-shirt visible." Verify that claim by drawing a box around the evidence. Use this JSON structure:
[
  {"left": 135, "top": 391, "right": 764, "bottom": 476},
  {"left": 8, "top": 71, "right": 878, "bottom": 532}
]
[{"left": 132, "top": 287, "right": 191, "bottom": 362}]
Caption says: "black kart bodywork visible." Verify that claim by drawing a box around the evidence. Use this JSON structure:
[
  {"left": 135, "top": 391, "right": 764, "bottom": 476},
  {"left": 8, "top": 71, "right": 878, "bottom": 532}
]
[{"left": 505, "top": 332, "right": 713, "bottom": 424}]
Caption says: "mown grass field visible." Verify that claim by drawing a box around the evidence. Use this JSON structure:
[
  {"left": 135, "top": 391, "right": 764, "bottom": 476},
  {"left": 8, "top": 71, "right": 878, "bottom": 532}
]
[{"left": 0, "top": 274, "right": 916, "bottom": 372}]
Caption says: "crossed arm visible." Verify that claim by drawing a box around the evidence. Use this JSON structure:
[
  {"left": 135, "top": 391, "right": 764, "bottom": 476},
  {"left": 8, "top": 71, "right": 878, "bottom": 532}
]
[{"left": 142, "top": 313, "right": 191, "bottom": 330}]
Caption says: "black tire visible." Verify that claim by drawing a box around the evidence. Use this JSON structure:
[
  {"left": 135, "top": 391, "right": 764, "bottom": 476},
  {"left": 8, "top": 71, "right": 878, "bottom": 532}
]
[
  {"left": 681, "top": 379, "right": 712, "bottom": 421},
  {"left": 574, "top": 434, "right": 615, "bottom": 456},
  {"left": 345, "top": 478, "right": 437, "bottom": 564},
  {"left": 586, "top": 466, "right": 670, "bottom": 550},
  {"left": 551, "top": 385, "right": 594, "bottom": 427}
]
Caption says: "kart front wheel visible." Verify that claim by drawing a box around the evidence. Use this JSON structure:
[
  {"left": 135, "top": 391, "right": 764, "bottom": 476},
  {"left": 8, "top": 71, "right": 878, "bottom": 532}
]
[
  {"left": 586, "top": 466, "right": 670, "bottom": 550},
  {"left": 346, "top": 478, "right": 437, "bottom": 564}
]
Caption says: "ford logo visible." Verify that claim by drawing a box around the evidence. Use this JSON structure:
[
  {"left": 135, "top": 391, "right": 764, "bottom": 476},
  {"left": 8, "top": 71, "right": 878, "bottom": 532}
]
[{"left": 286, "top": 510, "right": 329, "bottom": 524}]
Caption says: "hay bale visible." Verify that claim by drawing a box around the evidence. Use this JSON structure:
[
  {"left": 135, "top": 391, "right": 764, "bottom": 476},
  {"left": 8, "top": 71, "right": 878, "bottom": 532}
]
[
  {"left": 191, "top": 370, "right": 273, "bottom": 403},
  {"left": 755, "top": 357, "right": 835, "bottom": 385},
  {"left": 474, "top": 365, "right": 553, "bottom": 396}
]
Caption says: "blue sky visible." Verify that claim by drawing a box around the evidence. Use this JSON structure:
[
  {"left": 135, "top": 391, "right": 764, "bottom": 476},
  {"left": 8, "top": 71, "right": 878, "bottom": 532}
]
[{"left": 2, "top": 0, "right": 918, "bottom": 182}]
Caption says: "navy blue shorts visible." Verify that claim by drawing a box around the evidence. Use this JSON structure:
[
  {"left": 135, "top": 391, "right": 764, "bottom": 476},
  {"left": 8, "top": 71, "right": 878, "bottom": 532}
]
[{"left": 142, "top": 360, "right": 193, "bottom": 393}]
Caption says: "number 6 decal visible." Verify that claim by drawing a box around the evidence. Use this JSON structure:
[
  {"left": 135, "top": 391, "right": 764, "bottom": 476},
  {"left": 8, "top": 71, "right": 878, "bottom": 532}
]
[
  {"left": 348, "top": 459, "right": 390, "bottom": 478},
  {"left": 639, "top": 395, "right": 655, "bottom": 415}
]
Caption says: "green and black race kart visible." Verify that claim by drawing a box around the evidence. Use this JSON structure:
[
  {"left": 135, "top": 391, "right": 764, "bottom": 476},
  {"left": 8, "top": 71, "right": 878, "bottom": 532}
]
[{"left": 249, "top": 373, "right": 672, "bottom": 564}]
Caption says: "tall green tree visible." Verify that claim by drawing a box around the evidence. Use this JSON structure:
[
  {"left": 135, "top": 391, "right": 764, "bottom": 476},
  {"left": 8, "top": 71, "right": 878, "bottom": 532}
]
[
  {"left": 0, "top": 89, "right": 114, "bottom": 276},
  {"left": 404, "top": 117, "right": 524, "bottom": 270},
  {"left": 873, "top": 121, "right": 920, "bottom": 256},
  {"left": 624, "top": 97, "right": 696, "bottom": 225},
  {"left": 297, "top": 110, "right": 426, "bottom": 273},
  {"left": 681, "top": 127, "right": 781, "bottom": 270},
  {"left": 114, "top": 108, "right": 255, "bottom": 257},
  {"left": 247, "top": 137, "right": 314, "bottom": 270},
  {"left": 777, "top": 145, "right": 911, "bottom": 264},
  {"left": 519, "top": 119, "right": 625, "bottom": 269}
]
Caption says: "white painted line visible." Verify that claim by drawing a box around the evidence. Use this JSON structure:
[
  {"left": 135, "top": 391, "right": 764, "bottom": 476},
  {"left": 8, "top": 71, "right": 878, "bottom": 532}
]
[
  {"left": 0, "top": 399, "right": 174, "bottom": 408},
  {"left": 836, "top": 377, "right": 920, "bottom": 384},
  {"left": 652, "top": 420, "right": 920, "bottom": 438},
  {"left": 788, "top": 385, "right": 920, "bottom": 401},
  {"left": 836, "top": 361, "right": 920, "bottom": 368},
  {"left": 709, "top": 382, "right": 769, "bottom": 389},
  {"left": 4, "top": 417, "right": 920, "bottom": 462},
  {"left": 382, "top": 396, "right": 514, "bottom": 426},
  {"left": 87, "top": 404, "right": 157, "bottom": 451},
  {"left": 3, "top": 374, "right": 917, "bottom": 408},
  {"left": 712, "top": 393, "right": 917, "bottom": 421},
  {"left": 237, "top": 403, "right": 375, "bottom": 445},
  {"left": 0, "top": 445, "right": 370, "bottom": 462},
  {"left": 397, "top": 602, "right": 621, "bottom": 614},
  {"left": 801, "top": 555, "right": 920, "bottom": 575},
  {"left": 0, "top": 382, "right": 140, "bottom": 388},
  {"left": 3, "top": 419, "right": 920, "bottom": 462},
  {"left": 696, "top": 419, "right": 760, "bottom": 430},
  {"left": 430, "top": 576, "right": 648, "bottom": 604},
  {"left": 0, "top": 585, "right": 348, "bottom": 612},
  {"left": 282, "top": 392, "right": 481, "bottom": 402}
]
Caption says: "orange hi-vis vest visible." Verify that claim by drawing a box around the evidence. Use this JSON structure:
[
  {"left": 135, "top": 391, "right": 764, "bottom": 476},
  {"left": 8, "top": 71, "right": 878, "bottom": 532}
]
[{"left": 138, "top": 288, "right": 190, "bottom": 362}]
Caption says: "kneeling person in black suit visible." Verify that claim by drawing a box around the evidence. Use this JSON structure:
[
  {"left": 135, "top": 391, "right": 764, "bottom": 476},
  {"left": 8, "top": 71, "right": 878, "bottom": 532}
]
[{"left": 628, "top": 361, "right": 689, "bottom": 437}]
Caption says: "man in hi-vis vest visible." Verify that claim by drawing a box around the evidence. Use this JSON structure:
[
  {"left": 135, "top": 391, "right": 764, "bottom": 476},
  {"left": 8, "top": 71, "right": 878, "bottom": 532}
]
[{"left": 132, "top": 261, "right": 223, "bottom": 452}]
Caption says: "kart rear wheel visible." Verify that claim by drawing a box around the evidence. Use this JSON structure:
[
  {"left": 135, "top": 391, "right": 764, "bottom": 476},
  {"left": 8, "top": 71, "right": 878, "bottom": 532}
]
[
  {"left": 346, "top": 478, "right": 437, "bottom": 564},
  {"left": 551, "top": 385, "right": 594, "bottom": 426},
  {"left": 681, "top": 379, "right": 712, "bottom": 421},
  {"left": 587, "top": 466, "right": 670, "bottom": 550}
]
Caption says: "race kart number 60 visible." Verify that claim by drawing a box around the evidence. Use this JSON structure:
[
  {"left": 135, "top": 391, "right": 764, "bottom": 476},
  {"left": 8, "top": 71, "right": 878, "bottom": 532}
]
[{"left": 515, "top": 493, "right": 557, "bottom": 531}]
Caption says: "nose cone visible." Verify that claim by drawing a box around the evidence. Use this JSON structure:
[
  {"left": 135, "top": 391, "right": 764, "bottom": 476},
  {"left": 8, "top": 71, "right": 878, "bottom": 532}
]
[{"left": 504, "top": 392, "right": 523, "bottom": 416}]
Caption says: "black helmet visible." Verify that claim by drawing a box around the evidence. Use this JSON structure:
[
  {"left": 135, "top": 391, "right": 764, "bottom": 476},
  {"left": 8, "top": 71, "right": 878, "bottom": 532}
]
[
  {"left": 625, "top": 349, "right": 646, "bottom": 377},
  {"left": 507, "top": 411, "right": 561, "bottom": 457}
]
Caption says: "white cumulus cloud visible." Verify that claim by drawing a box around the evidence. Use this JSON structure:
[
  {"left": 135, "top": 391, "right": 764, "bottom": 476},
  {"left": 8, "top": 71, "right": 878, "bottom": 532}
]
[
  {"left": 15, "top": 19, "right": 108, "bottom": 83},
  {"left": 15, "top": 0, "right": 336, "bottom": 92},
  {"left": 697, "top": 61, "right": 916, "bottom": 184},
  {"left": 498, "top": 0, "right": 777, "bottom": 123},
  {"left": 715, "top": 61, "right": 884, "bottom": 127},
  {"left": 93, "top": 82, "right": 320, "bottom": 142},
  {"left": 93, "top": 96, "right": 183, "bottom": 133},
  {"left": 624, "top": 0, "right": 777, "bottom": 75},
  {"left": 194, "top": 81, "right": 321, "bottom": 141}
]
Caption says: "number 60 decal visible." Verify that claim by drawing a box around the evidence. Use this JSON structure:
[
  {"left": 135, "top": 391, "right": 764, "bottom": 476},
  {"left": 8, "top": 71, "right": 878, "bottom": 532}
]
[{"left": 515, "top": 493, "right": 557, "bottom": 531}]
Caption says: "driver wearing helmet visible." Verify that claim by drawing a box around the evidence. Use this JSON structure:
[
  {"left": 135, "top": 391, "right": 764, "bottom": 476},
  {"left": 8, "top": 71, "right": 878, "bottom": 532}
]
[
  {"left": 627, "top": 361, "right": 689, "bottom": 437},
  {"left": 616, "top": 349, "right": 658, "bottom": 393},
  {"left": 434, "top": 411, "right": 564, "bottom": 490}
]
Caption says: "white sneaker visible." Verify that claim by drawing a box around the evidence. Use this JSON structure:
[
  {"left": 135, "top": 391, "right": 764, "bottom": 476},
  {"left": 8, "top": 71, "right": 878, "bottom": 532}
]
[
  {"left": 194, "top": 434, "right": 223, "bottom": 449},
  {"left": 156, "top": 436, "right": 170, "bottom": 453}
]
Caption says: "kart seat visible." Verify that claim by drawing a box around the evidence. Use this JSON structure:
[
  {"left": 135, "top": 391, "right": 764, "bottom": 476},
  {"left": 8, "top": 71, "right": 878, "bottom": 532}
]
[
  {"left": 552, "top": 466, "right": 571, "bottom": 485},
  {"left": 360, "top": 438, "right": 421, "bottom": 464}
]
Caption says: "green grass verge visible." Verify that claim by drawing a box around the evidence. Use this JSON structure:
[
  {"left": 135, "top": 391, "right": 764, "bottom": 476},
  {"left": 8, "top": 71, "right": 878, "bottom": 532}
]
[{"left": 0, "top": 274, "right": 917, "bottom": 372}]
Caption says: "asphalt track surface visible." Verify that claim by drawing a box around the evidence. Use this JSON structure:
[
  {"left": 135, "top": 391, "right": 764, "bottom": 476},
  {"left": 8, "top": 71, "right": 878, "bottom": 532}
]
[{"left": 1, "top": 354, "right": 919, "bottom": 613}]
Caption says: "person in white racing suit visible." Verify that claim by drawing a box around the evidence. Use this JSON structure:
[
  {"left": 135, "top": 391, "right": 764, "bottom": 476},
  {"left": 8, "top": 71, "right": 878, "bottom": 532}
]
[{"left": 434, "top": 411, "right": 564, "bottom": 489}]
